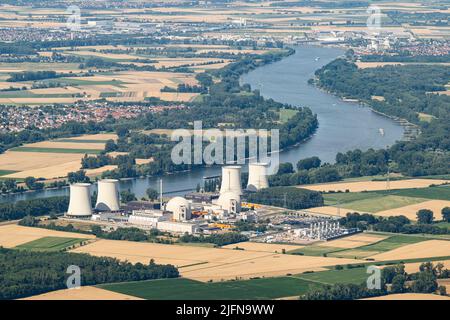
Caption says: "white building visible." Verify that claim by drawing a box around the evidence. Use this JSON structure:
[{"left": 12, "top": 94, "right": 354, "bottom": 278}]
[
  {"left": 128, "top": 210, "right": 168, "bottom": 228},
  {"left": 216, "top": 191, "right": 241, "bottom": 214},
  {"left": 157, "top": 221, "right": 199, "bottom": 234},
  {"left": 166, "top": 197, "right": 192, "bottom": 221}
]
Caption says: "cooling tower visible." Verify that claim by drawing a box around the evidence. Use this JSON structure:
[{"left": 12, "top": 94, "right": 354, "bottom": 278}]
[
  {"left": 67, "top": 183, "right": 92, "bottom": 217},
  {"left": 247, "top": 163, "right": 269, "bottom": 192},
  {"left": 220, "top": 166, "right": 243, "bottom": 195},
  {"left": 96, "top": 179, "right": 120, "bottom": 212}
]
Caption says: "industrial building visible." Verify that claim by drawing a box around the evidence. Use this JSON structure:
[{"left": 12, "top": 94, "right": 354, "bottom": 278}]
[{"left": 65, "top": 164, "right": 262, "bottom": 235}]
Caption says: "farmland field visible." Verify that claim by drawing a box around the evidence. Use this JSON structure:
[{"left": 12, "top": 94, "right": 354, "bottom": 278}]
[
  {"left": 16, "top": 236, "right": 86, "bottom": 252},
  {"left": 98, "top": 277, "right": 322, "bottom": 300},
  {"left": 295, "top": 267, "right": 369, "bottom": 285},
  {"left": 10, "top": 147, "right": 103, "bottom": 154}
]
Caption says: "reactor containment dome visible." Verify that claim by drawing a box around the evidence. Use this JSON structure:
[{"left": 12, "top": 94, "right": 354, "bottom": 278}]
[
  {"left": 217, "top": 191, "right": 241, "bottom": 214},
  {"left": 166, "top": 196, "right": 192, "bottom": 221},
  {"left": 96, "top": 179, "right": 120, "bottom": 212},
  {"left": 67, "top": 183, "right": 93, "bottom": 218}
]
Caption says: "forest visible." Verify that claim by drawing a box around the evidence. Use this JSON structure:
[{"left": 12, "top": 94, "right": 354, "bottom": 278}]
[
  {"left": 308, "top": 58, "right": 450, "bottom": 177},
  {"left": 0, "top": 247, "right": 179, "bottom": 300},
  {"left": 246, "top": 187, "right": 324, "bottom": 210}
]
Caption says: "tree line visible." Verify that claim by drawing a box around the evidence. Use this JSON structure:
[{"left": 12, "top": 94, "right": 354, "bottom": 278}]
[{"left": 0, "top": 247, "right": 179, "bottom": 300}]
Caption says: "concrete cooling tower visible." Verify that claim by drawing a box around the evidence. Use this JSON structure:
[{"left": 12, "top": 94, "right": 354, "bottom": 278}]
[
  {"left": 220, "top": 166, "right": 243, "bottom": 195},
  {"left": 67, "top": 183, "right": 92, "bottom": 217},
  {"left": 247, "top": 163, "right": 269, "bottom": 192},
  {"left": 95, "top": 179, "right": 120, "bottom": 212}
]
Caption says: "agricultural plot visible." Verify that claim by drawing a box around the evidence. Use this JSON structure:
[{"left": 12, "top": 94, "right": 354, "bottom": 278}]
[
  {"left": 362, "top": 293, "right": 450, "bottom": 300},
  {"left": 22, "top": 286, "right": 142, "bottom": 300},
  {"left": 71, "top": 239, "right": 363, "bottom": 282},
  {"left": 375, "top": 200, "right": 450, "bottom": 221},
  {"left": 300, "top": 179, "right": 449, "bottom": 193},
  {"left": 377, "top": 185, "right": 450, "bottom": 201},
  {"left": 0, "top": 133, "right": 116, "bottom": 180},
  {"left": 294, "top": 267, "right": 369, "bottom": 285},
  {"left": 369, "top": 240, "right": 450, "bottom": 261},
  {"left": 16, "top": 236, "right": 87, "bottom": 252},
  {"left": 222, "top": 241, "right": 304, "bottom": 253},
  {"left": 0, "top": 225, "right": 95, "bottom": 248},
  {"left": 98, "top": 277, "right": 322, "bottom": 300}
]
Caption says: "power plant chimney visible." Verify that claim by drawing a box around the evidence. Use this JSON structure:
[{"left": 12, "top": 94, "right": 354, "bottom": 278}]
[
  {"left": 247, "top": 163, "right": 269, "bottom": 192},
  {"left": 220, "top": 166, "right": 242, "bottom": 195},
  {"left": 67, "top": 183, "right": 93, "bottom": 217},
  {"left": 95, "top": 179, "right": 120, "bottom": 212}
]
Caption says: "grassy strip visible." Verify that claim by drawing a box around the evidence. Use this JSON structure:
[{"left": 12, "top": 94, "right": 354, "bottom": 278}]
[
  {"left": 16, "top": 236, "right": 86, "bottom": 252},
  {"left": 0, "top": 170, "right": 18, "bottom": 176},
  {"left": 10, "top": 147, "right": 102, "bottom": 154}
]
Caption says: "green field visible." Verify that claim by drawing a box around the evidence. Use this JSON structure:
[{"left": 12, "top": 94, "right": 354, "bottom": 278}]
[
  {"left": 279, "top": 108, "right": 299, "bottom": 123},
  {"left": 323, "top": 192, "right": 382, "bottom": 206},
  {"left": 99, "top": 277, "right": 322, "bottom": 300},
  {"left": 339, "top": 195, "right": 426, "bottom": 213},
  {"left": 16, "top": 237, "right": 85, "bottom": 252},
  {"left": 0, "top": 170, "right": 18, "bottom": 176},
  {"left": 295, "top": 267, "right": 369, "bottom": 285},
  {"left": 377, "top": 185, "right": 450, "bottom": 201},
  {"left": 352, "top": 235, "right": 428, "bottom": 253},
  {"left": 10, "top": 147, "right": 103, "bottom": 154},
  {"left": 288, "top": 246, "right": 345, "bottom": 257}
]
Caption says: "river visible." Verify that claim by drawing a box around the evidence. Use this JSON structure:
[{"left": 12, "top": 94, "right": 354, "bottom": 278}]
[{"left": 0, "top": 45, "right": 404, "bottom": 203}]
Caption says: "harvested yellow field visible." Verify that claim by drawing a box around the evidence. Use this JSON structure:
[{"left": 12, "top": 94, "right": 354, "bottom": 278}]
[
  {"left": 0, "top": 225, "right": 95, "bottom": 248},
  {"left": 22, "top": 141, "right": 106, "bottom": 150},
  {"left": 68, "top": 133, "right": 118, "bottom": 141},
  {"left": 362, "top": 293, "right": 450, "bottom": 300},
  {"left": 181, "top": 254, "right": 359, "bottom": 282},
  {"left": 4, "top": 160, "right": 83, "bottom": 179},
  {"left": 0, "top": 151, "right": 85, "bottom": 171},
  {"left": 22, "top": 286, "right": 141, "bottom": 301},
  {"left": 318, "top": 233, "right": 388, "bottom": 249},
  {"left": 369, "top": 240, "right": 450, "bottom": 261},
  {"left": 383, "top": 260, "right": 450, "bottom": 274},
  {"left": 72, "top": 239, "right": 363, "bottom": 281},
  {"left": 356, "top": 62, "right": 404, "bottom": 69},
  {"left": 299, "top": 179, "right": 449, "bottom": 193},
  {"left": 375, "top": 200, "right": 450, "bottom": 221},
  {"left": 222, "top": 241, "right": 304, "bottom": 253},
  {"left": 85, "top": 165, "right": 118, "bottom": 177}
]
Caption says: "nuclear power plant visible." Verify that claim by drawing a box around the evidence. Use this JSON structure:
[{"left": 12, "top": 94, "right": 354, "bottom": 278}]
[
  {"left": 66, "top": 183, "right": 93, "bottom": 218},
  {"left": 246, "top": 163, "right": 269, "bottom": 192},
  {"left": 96, "top": 179, "right": 120, "bottom": 212},
  {"left": 64, "top": 163, "right": 355, "bottom": 242}
]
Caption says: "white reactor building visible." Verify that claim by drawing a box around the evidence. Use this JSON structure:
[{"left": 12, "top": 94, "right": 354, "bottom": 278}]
[
  {"left": 220, "top": 165, "right": 243, "bottom": 195},
  {"left": 247, "top": 163, "right": 269, "bottom": 192},
  {"left": 95, "top": 179, "right": 120, "bottom": 212},
  {"left": 67, "top": 183, "right": 93, "bottom": 218}
]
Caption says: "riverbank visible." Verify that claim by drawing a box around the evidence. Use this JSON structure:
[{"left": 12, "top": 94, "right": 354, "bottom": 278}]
[{"left": 1, "top": 45, "right": 404, "bottom": 203}]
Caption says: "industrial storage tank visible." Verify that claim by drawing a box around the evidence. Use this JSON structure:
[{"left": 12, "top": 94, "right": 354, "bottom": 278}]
[
  {"left": 217, "top": 191, "right": 241, "bottom": 214},
  {"left": 247, "top": 163, "right": 269, "bottom": 192},
  {"left": 96, "top": 179, "right": 120, "bottom": 212},
  {"left": 166, "top": 196, "right": 192, "bottom": 221},
  {"left": 220, "top": 166, "right": 243, "bottom": 195},
  {"left": 67, "top": 183, "right": 92, "bottom": 218}
]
